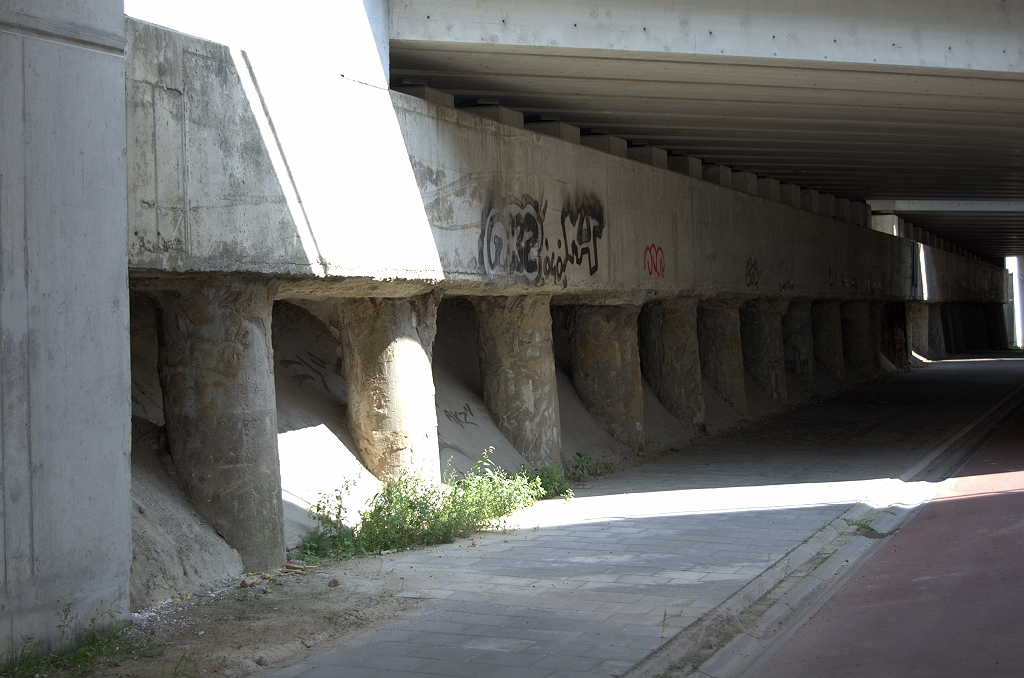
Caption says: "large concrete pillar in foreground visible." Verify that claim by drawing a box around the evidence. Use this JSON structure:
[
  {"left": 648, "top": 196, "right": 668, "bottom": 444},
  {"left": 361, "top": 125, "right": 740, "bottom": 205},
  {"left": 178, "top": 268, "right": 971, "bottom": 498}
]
[
  {"left": 781, "top": 301, "right": 814, "bottom": 386},
  {"left": 811, "top": 301, "right": 845, "bottom": 380},
  {"left": 698, "top": 301, "right": 747, "bottom": 414},
  {"left": 567, "top": 305, "right": 644, "bottom": 455},
  {"left": 639, "top": 298, "right": 705, "bottom": 432},
  {"left": 156, "top": 278, "right": 285, "bottom": 573},
  {"left": 474, "top": 295, "right": 561, "bottom": 468},
  {"left": 306, "top": 293, "right": 442, "bottom": 483},
  {"left": 841, "top": 301, "right": 877, "bottom": 376},
  {"left": 741, "top": 300, "right": 788, "bottom": 403}
]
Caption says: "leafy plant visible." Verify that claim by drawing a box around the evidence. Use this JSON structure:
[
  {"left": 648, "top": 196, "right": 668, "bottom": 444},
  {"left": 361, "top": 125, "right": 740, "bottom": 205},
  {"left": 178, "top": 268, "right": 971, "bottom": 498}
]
[
  {"left": 517, "top": 464, "right": 573, "bottom": 500},
  {"left": 300, "top": 448, "right": 545, "bottom": 560},
  {"left": 568, "top": 453, "right": 612, "bottom": 481},
  {"left": 0, "top": 615, "right": 148, "bottom": 678}
]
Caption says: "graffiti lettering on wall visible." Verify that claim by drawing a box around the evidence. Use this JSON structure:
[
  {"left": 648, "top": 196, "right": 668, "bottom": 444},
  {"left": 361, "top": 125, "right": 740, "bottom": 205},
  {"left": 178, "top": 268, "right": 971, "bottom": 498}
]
[
  {"left": 745, "top": 257, "right": 762, "bottom": 288},
  {"left": 544, "top": 193, "right": 606, "bottom": 284},
  {"left": 444, "top": 403, "right": 478, "bottom": 429},
  {"left": 778, "top": 261, "right": 794, "bottom": 292},
  {"left": 643, "top": 244, "right": 665, "bottom": 277},
  {"left": 478, "top": 191, "right": 606, "bottom": 285},
  {"left": 479, "top": 195, "right": 547, "bottom": 278}
]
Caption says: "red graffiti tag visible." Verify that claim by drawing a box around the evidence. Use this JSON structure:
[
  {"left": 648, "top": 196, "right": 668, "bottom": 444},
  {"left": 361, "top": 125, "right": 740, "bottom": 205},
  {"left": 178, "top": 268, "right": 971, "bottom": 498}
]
[{"left": 643, "top": 244, "right": 665, "bottom": 277}]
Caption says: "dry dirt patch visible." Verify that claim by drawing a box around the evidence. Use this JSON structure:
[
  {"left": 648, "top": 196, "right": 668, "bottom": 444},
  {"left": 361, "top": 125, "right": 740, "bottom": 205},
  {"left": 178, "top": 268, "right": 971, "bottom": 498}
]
[{"left": 66, "top": 551, "right": 440, "bottom": 678}]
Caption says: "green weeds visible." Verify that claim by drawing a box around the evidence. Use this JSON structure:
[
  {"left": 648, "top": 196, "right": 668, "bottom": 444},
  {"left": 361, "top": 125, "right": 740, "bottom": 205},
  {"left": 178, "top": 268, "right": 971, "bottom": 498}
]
[
  {"left": 568, "top": 452, "right": 612, "bottom": 481},
  {"left": 516, "top": 464, "right": 573, "bottom": 500},
  {"left": 300, "top": 448, "right": 548, "bottom": 561},
  {"left": 0, "top": 616, "right": 151, "bottom": 678}
]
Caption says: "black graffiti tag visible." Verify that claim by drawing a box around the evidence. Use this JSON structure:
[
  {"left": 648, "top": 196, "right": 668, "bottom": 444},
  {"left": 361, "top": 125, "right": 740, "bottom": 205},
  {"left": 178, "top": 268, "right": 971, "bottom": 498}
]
[
  {"left": 745, "top": 257, "right": 762, "bottom": 288},
  {"left": 479, "top": 195, "right": 546, "bottom": 279},
  {"left": 778, "top": 260, "right": 794, "bottom": 292},
  {"left": 443, "top": 403, "right": 478, "bottom": 429},
  {"left": 544, "top": 193, "right": 605, "bottom": 283}
]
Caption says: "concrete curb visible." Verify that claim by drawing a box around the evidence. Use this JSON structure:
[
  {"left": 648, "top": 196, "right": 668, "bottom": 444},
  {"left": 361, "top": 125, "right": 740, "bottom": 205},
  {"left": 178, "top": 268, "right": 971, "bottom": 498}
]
[{"left": 623, "top": 381, "right": 1024, "bottom": 678}]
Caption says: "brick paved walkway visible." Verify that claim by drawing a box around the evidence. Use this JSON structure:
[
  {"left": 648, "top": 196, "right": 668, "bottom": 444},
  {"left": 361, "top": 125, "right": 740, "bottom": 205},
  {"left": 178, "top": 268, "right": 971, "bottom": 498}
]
[{"left": 271, "top": 355, "right": 1024, "bottom": 678}]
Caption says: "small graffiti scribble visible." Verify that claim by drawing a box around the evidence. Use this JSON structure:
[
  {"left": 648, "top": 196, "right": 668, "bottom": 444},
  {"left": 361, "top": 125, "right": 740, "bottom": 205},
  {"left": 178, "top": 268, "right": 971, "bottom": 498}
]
[
  {"left": 279, "top": 353, "right": 333, "bottom": 394},
  {"left": 842, "top": 275, "right": 857, "bottom": 289},
  {"left": 643, "top": 244, "right": 665, "bottom": 277},
  {"left": 443, "top": 403, "right": 478, "bottom": 429},
  {"left": 745, "top": 257, "right": 762, "bottom": 288},
  {"left": 778, "top": 260, "right": 794, "bottom": 292}
]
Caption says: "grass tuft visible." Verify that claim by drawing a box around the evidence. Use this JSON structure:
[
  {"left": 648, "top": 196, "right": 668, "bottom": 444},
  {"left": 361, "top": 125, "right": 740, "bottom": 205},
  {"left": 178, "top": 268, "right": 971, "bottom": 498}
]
[
  {"left": 0, "top": 620, "right": 153, "bottom": 678},
  {"left": 300, "top": 448, "right": 550, "bottom": 561}
]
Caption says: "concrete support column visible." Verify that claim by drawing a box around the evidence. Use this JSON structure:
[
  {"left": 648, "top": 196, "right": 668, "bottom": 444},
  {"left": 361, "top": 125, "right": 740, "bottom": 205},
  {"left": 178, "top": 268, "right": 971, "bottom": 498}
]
[
  {"left": 908, "top": 302, "right": 929, "bottom": 358},
  {"left": 639, "top": 298, "right": 705, "bottom": 431},
  {"left": 156, "top": 278, "right": 285, "bottom": 573},
  {"left": 306, "top": 293, "right": 442, "bottom": 483},
  {"left": 841, "top": 301, "right": 877, "bottom": 376},
  {"left": 781, "top": 301, "right": 814, "bottom": 386},
  {"left": 567, "top": 305, "right": 644, "bottom": 455},
  {"left": 474, "top": 295, "right": 561, "bottom": 468},
  {"left": 811, "top": 301, "right": 845, "bottom": 380},
  {"left": 927, "top": 304, "right": 947, "bottom": 358},
  {"left": 741, "top": 301, "right": 789, "bottom": 403},
  {"left": 984, "top": 303, "right": 1010, "bottom": 350},
  {"left": 948, "top": 303, "right": 966, "bottom": 353},
  {"left": 697, "top": 301, "right": 747, "bottom": 414}
]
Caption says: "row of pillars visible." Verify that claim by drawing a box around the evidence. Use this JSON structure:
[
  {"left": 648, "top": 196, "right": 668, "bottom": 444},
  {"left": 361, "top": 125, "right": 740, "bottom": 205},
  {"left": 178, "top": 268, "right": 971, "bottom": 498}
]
[{"left": 144, "top": 276, "right": 1002, "bottom": 572}]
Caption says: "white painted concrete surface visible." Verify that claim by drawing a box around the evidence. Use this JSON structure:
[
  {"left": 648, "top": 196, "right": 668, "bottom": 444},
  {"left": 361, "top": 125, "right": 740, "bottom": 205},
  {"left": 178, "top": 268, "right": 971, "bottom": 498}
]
[{"left": 391, "top": 0, "right": 1023, "bottom": 73}]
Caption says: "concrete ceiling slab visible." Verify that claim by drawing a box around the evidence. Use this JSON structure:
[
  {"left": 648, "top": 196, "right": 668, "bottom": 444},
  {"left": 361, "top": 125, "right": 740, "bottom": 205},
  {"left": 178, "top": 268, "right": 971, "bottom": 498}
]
[{"left": 390, "top": 0, "right": 1023, "bottom": 257}]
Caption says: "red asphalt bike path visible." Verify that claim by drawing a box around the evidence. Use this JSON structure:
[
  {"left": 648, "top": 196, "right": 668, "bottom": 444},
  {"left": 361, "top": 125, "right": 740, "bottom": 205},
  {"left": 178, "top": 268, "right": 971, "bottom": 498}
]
[{"left": 749, "top": 403, "right": 1024, "bottom": 677}]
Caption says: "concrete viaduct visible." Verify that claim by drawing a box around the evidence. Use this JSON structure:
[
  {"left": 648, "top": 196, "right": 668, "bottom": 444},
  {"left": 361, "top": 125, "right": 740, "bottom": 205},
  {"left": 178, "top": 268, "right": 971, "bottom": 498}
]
[{"left": 1, "top": 0, "right": 1020, "bottom": 653}]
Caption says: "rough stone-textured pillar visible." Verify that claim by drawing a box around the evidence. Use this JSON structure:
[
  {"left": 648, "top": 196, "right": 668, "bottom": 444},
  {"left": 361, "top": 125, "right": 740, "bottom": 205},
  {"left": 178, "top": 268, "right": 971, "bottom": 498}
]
[
  {"left": 908, "top": 302, "right": 929, "bottom": 357},
  {"left": 870, "top": 302, "right": 886, "bottom": 365},
  {"left": 811, "top": 301, "right": 845, "bottom": 380},
  {"left": 156, "top": 278, "right": 285, "bottom": 573},
  {"left": 697, "top": 301, "right": 747, "bottom": 414},
  {"left": 841, "top": 301, "right": 876, "bottom": 376},
  {"left": 781, "top": 301, "right": 814, "bottom": 386},
  {"left": 741, "top": 301, "right": 789, "bottom": 403},
  {"left": 638, "top": 298, "right": 705, "bottom": 431},
  {"left": 567, "top": 305, "right": 644, "bottom": 455},
  {"left": 305, "top": 293, "right": 442, "bottom": 483},
  {"left": 927, "top": 303, "right": 947, "bottom": 358},
  {"left": 948, "top": 303, "right": 966, "bottom": 354},
  {"left": 474, "top": 295, "right": 561, "bottom": 468}
]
